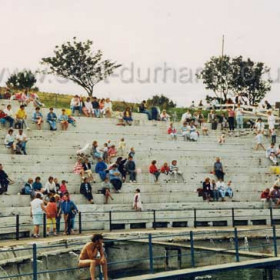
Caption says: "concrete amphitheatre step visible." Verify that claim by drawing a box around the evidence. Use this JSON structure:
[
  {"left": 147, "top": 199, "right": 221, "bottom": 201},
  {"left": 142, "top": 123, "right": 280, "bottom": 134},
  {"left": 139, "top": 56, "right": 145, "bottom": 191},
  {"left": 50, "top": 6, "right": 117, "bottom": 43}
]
[
  {"left": 0, "top": 101, "right": 277, "bottom": 236},
  {"left": 0, "top": 191, "right": 266, "bottom": 208}
]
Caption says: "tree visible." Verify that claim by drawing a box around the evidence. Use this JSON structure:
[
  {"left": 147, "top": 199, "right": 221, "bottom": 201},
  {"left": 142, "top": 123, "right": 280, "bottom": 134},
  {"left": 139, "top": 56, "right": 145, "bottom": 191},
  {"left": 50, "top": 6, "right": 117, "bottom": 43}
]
[
  {"left": 197, "top": 55, "right": 233, "bottom": 103},
  {"left": 197, "top": 55, "right": 272, "bottom": 105},
  {"left": 231, "top": 56, "right": 271, "bottom": 105},
  {"left": 41, "top": 37, "right": 121, "bottom": 96},
  {"left": 147, "top": 94, "right": 176, "bottom": 110},
  {"left": 6, "top": 70, "right": 37, "bottom": 91}
]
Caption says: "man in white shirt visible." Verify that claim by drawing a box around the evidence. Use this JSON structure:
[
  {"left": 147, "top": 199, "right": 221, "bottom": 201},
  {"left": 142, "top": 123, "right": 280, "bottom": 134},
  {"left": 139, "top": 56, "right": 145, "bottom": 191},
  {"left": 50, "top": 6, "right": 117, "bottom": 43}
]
[
  {"left": 266, "top": 143, "right": 278, "bottom": 165},
  {"left": 3, "top": 105, "right": 14, "bottom": 128},
  {"left": 267, "top": 111, "right": 276, "bottom": 133},
  {"left": 181, "top": 111, "right": 192, "bottom": 123},
  {"left": 16, "top": 129, "right": 27, "bottom": 155},
  {"left": 44, "top": 176, "right": 57, "bottom": 194}
]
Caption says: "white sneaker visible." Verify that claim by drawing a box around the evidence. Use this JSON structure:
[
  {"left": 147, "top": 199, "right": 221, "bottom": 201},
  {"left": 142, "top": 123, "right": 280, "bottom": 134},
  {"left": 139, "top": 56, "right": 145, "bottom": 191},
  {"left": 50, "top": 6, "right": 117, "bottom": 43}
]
[{"left": 129, "top": 180, "right": 133, "bottom": 183}]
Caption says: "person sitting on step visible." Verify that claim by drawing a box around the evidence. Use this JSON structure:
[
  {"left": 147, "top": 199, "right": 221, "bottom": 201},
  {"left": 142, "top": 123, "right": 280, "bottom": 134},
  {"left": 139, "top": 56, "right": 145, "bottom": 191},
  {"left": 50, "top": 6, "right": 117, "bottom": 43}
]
[
  {"left": 80, "top": 177, "right": 94, "bottom": 204},
  {"left": 170, "top": 160, "right": 184, "bottom": 183},
  {"left": 32, "top": 107, "right": 44, "bottom": 130}
]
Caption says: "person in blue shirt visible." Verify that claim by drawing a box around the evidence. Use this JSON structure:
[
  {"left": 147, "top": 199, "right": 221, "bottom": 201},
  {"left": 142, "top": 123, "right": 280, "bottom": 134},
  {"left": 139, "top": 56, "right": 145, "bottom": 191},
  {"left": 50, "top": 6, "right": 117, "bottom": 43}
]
[
  {"left": 32, "top": 177, "right": 43, "bottom": 193},
  {"left": 32, "top": 107, "right": 43, "bottom": 130},
  {"left": 59, "top": 193, "right": 78, "bottom": 235},
  {"left": 109, "top": 164, "right": 122, "bottom": 192},
  {"left": 95, "top": 157, "right": 107, "bottom": 181},
  {"left": 47, "top": 108, "right": 57, "bottom": 131}
]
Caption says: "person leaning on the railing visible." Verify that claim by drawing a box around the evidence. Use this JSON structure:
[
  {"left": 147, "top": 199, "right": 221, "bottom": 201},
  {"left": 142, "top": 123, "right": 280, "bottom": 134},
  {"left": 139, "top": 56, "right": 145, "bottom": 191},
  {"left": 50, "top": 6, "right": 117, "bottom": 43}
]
[{"left": 78, "top": 233, "right": 108, "bottom": 280}]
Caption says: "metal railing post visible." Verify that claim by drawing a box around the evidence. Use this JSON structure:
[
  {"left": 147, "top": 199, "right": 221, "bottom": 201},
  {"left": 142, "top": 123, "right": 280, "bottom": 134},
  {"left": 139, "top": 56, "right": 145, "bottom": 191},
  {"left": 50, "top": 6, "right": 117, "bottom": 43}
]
[
  {"left": 273, "top": 225, "right": 278, "bottom": 257},
  {"left": 234, "top": 227, "right": 240, "bottom": 262},
  {"left": 148, "top": 234, "right": 154, "bottom": 274},
  {"left": 153, "top": 210, "right": 156, "bottom": 230},
  {"left": 98, "top": 265, "right": 103, "bottom": 280},
  {"left": 16, "top": 215, "right": 19, "bottom": 240},
  {"left": 270, "top": 207, "right": 274, "bottom": 226},
  {"left": 232, "top": 208, "right": 235, "bottom": 227},
  {"left": 78, "top": 212, "right": 82, "bottom": 234},
  {"left": 190, "top": 231, "right": 195, "bottom": 267},
  {"left": 32, "top": 243, "right": 38, "bottom": 280},
  {"left": 194, "top": 209, "right": 197, "bottom": 228},
  {"left": 109, "top": 211, "right": 112, "bottom": 232},
  {"left": 43, "top": 213, "right": 47, "bottom": 238}
]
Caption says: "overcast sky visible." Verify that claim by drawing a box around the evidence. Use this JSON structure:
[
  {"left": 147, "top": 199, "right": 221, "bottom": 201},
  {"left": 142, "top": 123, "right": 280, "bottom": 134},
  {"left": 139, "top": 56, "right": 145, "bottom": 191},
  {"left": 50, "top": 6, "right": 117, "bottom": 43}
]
[{"left": 1, "top": 0, "right": 280, "bottom": 106}]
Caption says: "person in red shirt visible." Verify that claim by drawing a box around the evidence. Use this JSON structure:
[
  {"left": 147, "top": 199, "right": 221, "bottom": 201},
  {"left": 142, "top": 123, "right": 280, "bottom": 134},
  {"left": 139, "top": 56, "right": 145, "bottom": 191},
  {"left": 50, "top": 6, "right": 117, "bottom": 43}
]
[
  {"left": 149, "top": 160, "right": 160, "bottom": 182},
  {"left": 59, "top": 180, "right": 68, "bottom": 196},
  {"left": 46, "top": 197, "right": 58, "bottom": 236},
  {"left": 160, "top": 162, "right": 170, "bottom": 175}
]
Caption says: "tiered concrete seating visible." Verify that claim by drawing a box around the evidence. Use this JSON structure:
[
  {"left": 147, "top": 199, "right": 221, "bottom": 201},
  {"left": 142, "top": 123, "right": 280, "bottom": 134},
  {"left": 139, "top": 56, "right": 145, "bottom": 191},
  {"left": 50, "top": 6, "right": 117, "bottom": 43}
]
[{"left": 0, "top": 99, "right": 278, "bottom": 237}]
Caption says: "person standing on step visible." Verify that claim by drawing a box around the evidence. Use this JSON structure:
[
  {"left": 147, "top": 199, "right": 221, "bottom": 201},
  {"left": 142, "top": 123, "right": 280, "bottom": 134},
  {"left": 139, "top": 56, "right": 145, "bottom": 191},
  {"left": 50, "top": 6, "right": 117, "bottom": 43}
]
[
  {"left": 213, "top": 157, "right": 225, "bottom": 181},
  {"left": 235, "top": 104, "right": 244, "bottom": 130},
  {"left": 227, "top": 106, "right": 235, "bottom": 133},
  {"left": 78, "top": 233, "right": 108, "bottom": 280},
  {"left": 46, "top": 196, "right": 58, "bottom": 236},
  {"left": 60, "top": 193, "right": 78, "bottom": 235},
  {"left": 133, "top": 189, "right": 143, "bottom": 211},
  {"left": 30, "top": 193, "right": 46, "bottom": 238}
]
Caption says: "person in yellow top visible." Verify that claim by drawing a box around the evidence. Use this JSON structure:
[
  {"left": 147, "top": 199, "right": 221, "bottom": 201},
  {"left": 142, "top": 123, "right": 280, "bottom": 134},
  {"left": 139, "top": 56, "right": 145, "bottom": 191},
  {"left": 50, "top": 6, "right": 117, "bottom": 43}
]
[
  {"left": 15, "top": 105, "right": 29, "bottom": 129},
  {"left": 78, "top": 233, "right": 108, "bottom": 280}
]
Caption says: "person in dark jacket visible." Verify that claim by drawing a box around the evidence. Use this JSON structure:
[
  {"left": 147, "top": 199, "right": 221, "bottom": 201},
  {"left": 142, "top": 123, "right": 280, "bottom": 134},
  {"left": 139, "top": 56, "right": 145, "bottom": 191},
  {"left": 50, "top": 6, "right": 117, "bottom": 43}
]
[
  {"left": 80, "top": 178, "right": 94, "bottom": 204},
  {"left": 213, "top": 157, "right": 225, "bottom": 181},
  {"left": 95, "top": 158, "right": 108, "bottom": 181},
  {"left": 0, "top": 164, "right": 13, "bottom": 194},
  {"left": 125, "top": 156, "right": 137, "bottom": 182},
  {"left": 116, "top": 157, "right": 127, "bottom": 182}
]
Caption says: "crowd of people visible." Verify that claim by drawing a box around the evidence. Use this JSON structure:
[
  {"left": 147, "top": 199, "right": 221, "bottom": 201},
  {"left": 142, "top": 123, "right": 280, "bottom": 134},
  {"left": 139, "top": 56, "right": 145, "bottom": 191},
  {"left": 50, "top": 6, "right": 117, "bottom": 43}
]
[{"left": 1, "top": 92, "right": 280, "bottom": 242}]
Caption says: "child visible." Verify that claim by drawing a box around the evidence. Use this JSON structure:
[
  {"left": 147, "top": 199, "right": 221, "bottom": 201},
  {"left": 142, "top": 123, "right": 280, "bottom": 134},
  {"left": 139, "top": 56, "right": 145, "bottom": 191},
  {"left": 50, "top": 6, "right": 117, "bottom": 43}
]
[
  {"left": 167, "top": 123, "right": 177, "bottom": 140},
  {"left": 133, "top": 189, "right": 143, "bottom": 211},
  {"left": 102, "top": 143, "right": 110, "bottom": 164},
  {"left": 46, "top": 197, "right": 57, "bottom": 236},
  {"left": 128, "top": 147, "right": 135, "bottom": 158},
  {"left": 218, "top": 133, "right": 226, "bottom": 145},
  {"left": 272, "top": 128, "right": 277, "bottom": 145},
  {"left": 118, "top": 138, "right": 126, "bottom": 156},
  {"left": 201, "top": 121, "right": 208, "bottom": 136},
  {"left": 101, "top": 177, "right": 114, "bottom": 204},
  {"left": 108, "top": 145, "right": 117, "bottom": 159},
  {"left": 59, "top": 180, "right": 68, "bottom": 196},
  {"left": 255, "top": 131, "right": 265, "bottom": 151}
]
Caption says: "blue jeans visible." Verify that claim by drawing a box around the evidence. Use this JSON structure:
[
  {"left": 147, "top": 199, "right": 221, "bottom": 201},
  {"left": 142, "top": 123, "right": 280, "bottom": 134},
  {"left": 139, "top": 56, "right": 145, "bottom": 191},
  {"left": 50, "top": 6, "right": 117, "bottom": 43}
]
[
  {"left": 48, "top": 120, "right": 57, "bottom": 130},
  {"left": 141, "top": 110, "right": 151, "bottom": 120},
  {"left": 18, "top": 142, "right": 27, "bottom": 155},
  {"left": 4, "top": 116, "right": 14, "bottom": 127},
  {"left": 93, "top": 109, "right": 100, "bottom": 118},
  {"left": 236, "top": 115, "right": 243, "bottom": 129},
  {"left": 71, "top": 106, "right": 82, "bottom": 115}
]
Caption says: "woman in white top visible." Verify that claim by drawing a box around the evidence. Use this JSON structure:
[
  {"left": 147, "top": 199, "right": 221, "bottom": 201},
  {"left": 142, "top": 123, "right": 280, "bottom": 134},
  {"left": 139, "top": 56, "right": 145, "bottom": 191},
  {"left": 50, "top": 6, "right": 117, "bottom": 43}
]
[
  {"left": 133, "top": 189, "right": 143, "bottom": 211},
  {"left": 102, "top": 98, "right": 113, "bottom": 118},
  {"left": 189, "top": 122, "right": 199, "bottom": 141},
  {"left": 83, "top": 97, "right": 94, "bottom": 117},
  {"left": 44, "top": 176, "right": 57, "bottom": 194},
  {"left": 267, "top": 111, "right": 276, "bottom": 133},
  {"left": 30, "top": 193, "right": 46, "bottom": 238},
  {"left": 4, "top": 129, "right": 16, "bottom": 151}
]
